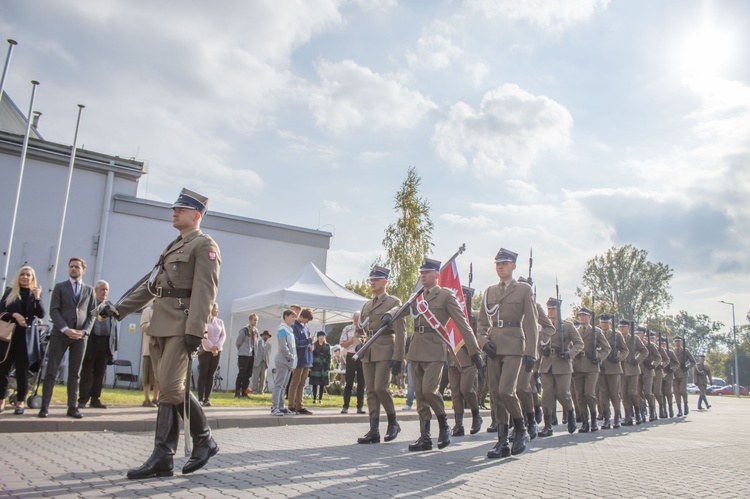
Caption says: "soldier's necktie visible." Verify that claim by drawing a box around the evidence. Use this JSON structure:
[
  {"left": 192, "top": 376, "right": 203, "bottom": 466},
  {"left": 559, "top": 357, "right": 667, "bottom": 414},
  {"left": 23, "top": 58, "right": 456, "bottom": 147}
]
[{"left": 500, "top": 282, "right": 506, "bottom": 295}]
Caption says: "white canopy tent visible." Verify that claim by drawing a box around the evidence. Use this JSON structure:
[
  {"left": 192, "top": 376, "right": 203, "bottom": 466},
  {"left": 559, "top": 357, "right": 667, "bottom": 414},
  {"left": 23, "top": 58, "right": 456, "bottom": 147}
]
[{"left": 223, "top": 262, "right": 368, "bottom": 391}]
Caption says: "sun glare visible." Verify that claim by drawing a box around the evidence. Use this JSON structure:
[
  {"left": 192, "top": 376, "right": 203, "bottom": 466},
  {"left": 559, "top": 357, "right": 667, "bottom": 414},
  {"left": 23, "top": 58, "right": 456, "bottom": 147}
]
[{"left": 677, "top": 24, "right": 735, "bottom": 77}]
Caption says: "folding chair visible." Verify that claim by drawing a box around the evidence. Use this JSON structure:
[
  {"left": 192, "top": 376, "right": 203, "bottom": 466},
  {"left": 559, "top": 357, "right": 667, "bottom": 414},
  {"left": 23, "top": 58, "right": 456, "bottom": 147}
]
[{"left": 113, "top": 359, "right": 139, "bottom": 389}]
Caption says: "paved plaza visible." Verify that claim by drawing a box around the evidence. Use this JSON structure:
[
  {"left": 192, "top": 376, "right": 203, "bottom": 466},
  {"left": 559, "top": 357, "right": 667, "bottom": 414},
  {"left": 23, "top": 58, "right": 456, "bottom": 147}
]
[{"left": 0, "top": 396, "right": 747, "bottom": 498}]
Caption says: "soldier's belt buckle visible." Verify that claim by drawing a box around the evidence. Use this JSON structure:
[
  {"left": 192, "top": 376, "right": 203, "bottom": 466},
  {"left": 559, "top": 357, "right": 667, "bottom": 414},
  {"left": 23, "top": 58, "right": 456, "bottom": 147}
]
[
  {"left": 495, "top": 319, "right": 504, "bottom": 327},
  {"left": 550, "top": 347, "right": 558, "bottom": 355},
  {"left": 154, "top": 286, "right": 163, "bottom": 298},
  {"left": 416, "top": 326, "right": 426, "bottom": 333}
]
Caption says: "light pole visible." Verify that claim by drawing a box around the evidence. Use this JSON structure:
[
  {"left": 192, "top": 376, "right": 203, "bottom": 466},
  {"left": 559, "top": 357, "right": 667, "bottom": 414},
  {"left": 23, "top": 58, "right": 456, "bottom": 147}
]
[{"left": 719, "top": 300, "right": 740, "bottom": 397}]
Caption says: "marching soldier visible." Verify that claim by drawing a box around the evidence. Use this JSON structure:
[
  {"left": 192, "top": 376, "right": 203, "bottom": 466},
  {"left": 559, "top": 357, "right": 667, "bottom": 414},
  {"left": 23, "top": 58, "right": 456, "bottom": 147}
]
[
  {"left": 538, "top": 297, "right": 583, "bottom": 437},
  {"left": 694, "top": 355, "right": 712, "bottom": 410},
  {"left": 448, "top": 286, "right": 483, "bottom": 436},
  {"left": 598, "top": 314, "right": 628, "bottom": 429},
  {"left": 651, "top": 332, "right": 666, "bottom": 419},
  {"left": 672, "top": 336, "right": 696, "bottom": 416},
  {"left": 355, "top": 266, "right": 407, "bottom": 444},
  {"left": 477, "top": 248, "right": 538, "bottom": 459},
  {"left": 103, "top": 188, "right": 220, "bottom": 478},
  {"left": 636, "top": 326, "right": 661, "bottom": 422},
  {"left": 660, "top": 337, "right": 677, "bottom": 418},
  {"left": 407, "top": 258, "right": 482, "bottom": 452},
  {"left": 620, "top": 320, "right": 648, "bottom": 426},
  {"left": 572, "top": 307, "right": 610, "bottom": 433}
]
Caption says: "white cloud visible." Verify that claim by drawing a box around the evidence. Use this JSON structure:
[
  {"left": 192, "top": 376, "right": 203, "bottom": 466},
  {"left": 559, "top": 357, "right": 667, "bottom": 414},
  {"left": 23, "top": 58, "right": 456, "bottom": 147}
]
[
  {"left": 464, "top": 62, "right": 489, "bottom": 87},
  {"left": 323, "top": 200, "right": 349, "bottom": 212},
  {"left": 464, "top": 0, "right": 610, "bottom": 30},
  {"left": 349, "top": 0, "right": 397, "bottom": 12},
  {"left": 406, "top": 21, "right": 463, "bottom": 71},
  {"left": 308, "top": 59, "right": 438, "bottom": 135},
  {"left": 431, "top": 84, "right": 573, "bottom": 176}
]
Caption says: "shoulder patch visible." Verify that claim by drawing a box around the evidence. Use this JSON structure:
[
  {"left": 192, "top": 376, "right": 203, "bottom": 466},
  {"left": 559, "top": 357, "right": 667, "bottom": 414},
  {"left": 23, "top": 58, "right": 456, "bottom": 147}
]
[{"left": 208, "top": 250, "right": 218, "bottom": 261}]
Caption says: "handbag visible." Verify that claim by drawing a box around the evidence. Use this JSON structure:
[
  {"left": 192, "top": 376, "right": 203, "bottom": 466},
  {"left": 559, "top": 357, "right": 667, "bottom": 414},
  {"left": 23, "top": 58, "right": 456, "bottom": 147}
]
[{"left": 0, "top": 313, "right": 15, "bottom": 342}]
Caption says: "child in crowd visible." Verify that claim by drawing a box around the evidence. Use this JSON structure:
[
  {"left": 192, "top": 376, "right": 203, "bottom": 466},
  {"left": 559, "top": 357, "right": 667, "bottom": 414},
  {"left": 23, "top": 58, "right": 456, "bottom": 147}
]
[{"left": 271, "top": 309, "right": 297, "bottom": 416}]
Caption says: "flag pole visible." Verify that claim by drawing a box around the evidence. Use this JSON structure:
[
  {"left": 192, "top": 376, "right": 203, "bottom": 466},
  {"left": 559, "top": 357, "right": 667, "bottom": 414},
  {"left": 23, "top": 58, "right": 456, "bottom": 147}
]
[
  {"left": 47, "top": 104, "right": 85, "bottom": 300},
  {"left": 0, "top": 39, "right": 18, "bottom": 107},
  {"left": 3, "top": 80, "right": 39, "bottom": 285}
]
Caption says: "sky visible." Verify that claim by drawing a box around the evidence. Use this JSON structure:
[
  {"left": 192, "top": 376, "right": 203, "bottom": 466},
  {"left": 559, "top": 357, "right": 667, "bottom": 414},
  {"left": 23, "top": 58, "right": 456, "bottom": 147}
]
[{"left": 1, "top": 0, "right": 748, "bottom": 330}]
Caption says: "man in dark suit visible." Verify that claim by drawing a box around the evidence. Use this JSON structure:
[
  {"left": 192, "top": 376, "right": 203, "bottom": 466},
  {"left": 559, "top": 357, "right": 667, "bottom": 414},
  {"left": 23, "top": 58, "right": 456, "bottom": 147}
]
[
  {"left": 39, "top": 257, "right": 97, "bottom": 418},
  {"left": 78, "top": 280, "right": 119, "bottom": 409}
]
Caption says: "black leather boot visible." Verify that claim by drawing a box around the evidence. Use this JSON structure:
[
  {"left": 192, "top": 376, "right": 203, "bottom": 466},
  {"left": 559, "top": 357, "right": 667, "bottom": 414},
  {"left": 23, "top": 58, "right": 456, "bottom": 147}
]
[
  {"left": 578, "top": 410, "right": 590, "bottom": 433},
  {"left": 567, "top": 409, "right": 577, "bottom": 434},
  {"left": 684, "top": 401, "right": 689, "bottom": 415},
  {"left": 562, "top": 411, "right": 567, "bottom": 425},
  {"left": 486, "top": 410, "right": 498, "bottom": 433},
  {"left": 535, "top": 405, "right": 543, "bottom": 424},
  {"left": 538, "top": 413, "right": 553, "bottom": 437},
  {"left": 470, "top": 409, "right": 483, "bottom": 435},
  {"left": 668, "top": 399, "right": 674, "bottom": 418},
  {"left": 635, "top": 405, "right": 643, "bottom": 425},
  {"left": 575, "top": 410, "right": 581, "bottom": 423},
  {"left": 676, "top": 397, "right": 683, "bottom": 417},
  {"left": 487, "top": 423, "right": 511, "bottom": 458},
  {"left": 384, "top": 413, "right": 400, "bottom": 442},
  {"left": 437, "top": 414, "right": 451, "bottom": 449},
  {"left": 649, "top": 404, "right": 657, "bottom": 422},
  {"left": 176, "top": 393, "right": 219, "bottom": 475},
  {"left": 526, "top": 412, "right": 538, "bottom": 440},
  {"left": 408, "top": 419, "right": 432, "bottom": 451},
  {"left": 589, "top": 407, "right": 599, "bottom": 432},
  {"left": 658, "top": 403, "right": 665, "bottom": 419},
  {"left": 511, "top": 417, "right": 529, "bottom": 456},
  {"left": 622, "top": 404, "right": 634, "bottom": 426},
  {"left": 358, "top": 417, "right": 381, "bottom": 443},
  {"left": 551, "top": 413, "right": 559, "bottom": 426},
  {"left": 451, "top": 413, "right": 465, "bottom": 437},
  {"left": 127, "top": 404, "right": 178, "bottom": 478},
  {"left": 613, "top": 409, "right": 621, "bottom": 429},
  {"left": 601, "top": 408, "right": 612, "bottom": 430}
]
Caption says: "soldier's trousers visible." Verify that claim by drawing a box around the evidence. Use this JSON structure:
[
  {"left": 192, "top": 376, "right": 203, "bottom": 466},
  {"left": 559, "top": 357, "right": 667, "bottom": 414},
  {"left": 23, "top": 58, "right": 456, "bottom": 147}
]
[
  {"left": 697, "top": 382, "right": 708, "bottom": 407},
  {"left": 653, "top": 373, "right": 664, "bottom": 400},
  {"left": 448, "top": 364, "right": 479, "bottom": 415},
  {"left": 541, "top": 372, "right": 573, "bottom": 414},
  {"left": 516, "top": 366, "right": 535, "bottom": 413},
  {"left": 570, "top": 376, "right": 580, "bottom": 415},
  {"left": 412, "top": 360, "right": 445, "bottom": 421},
  {"left": 641, "top": 374, "right": 655, "bottom": 409},
  {"left": 622, "top": 374, "right": 639, "bottom": 414},
  {"left": 662, "top": 377, "right": 674, "bottom": 406},
  {"left": 487, "top": 354, "right": 524, "bottom": 424},
  {"left": 673, "top": 376, "right": 688, "bottom": 406},
  {"left": 598, "top": 374, "right": 622, "bottom": 418},
  {"left": 572, "top": 371, "right": 599, "bottom": 416},
  {"left": 149, "top": 336, "right": 190, "bottom": 406},
  {"left": 363, "top": 360, "right": 396, "bottom": 419}
]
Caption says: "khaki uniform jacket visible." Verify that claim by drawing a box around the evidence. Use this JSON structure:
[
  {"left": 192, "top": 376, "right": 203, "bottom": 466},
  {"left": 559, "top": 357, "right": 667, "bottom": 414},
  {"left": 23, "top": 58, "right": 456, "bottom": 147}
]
[
  {"left": 407, "top": 286, "right": 477, "bottom": 363},
  {"left": 477, "top": 279, "right": 538, "bottom": 358},
  {"left": 356, "top": 293, "right": 406, "bottom": 363},
  {"left": 118, "top": 229, "right": 221, "bottom": 339},
  {"left": 601, "top": 329, "right": 629, "bottom": 375},
  {"left": 573, "top": 324, "right": 611, "bottom": 373},
  {"left": 622, "top": 333, "right": 648, "bottom": 376},
  {"left": 668, "top": 350, "right": 680, "bottom": 379},
  {"left": 673, "top": 347, "right": 696, "bottom": 380},
  {"left": 539, "top": 319, "right": 583, "bottom": 375},
  {"left": 694, "top": 363, "right": 712, "bottom": 386},
  {"left": 640, "top": 342, "right": 661, "bottom": 377},
  {"left": 660, "top": 347, "right": 674, "bottom": 381}
]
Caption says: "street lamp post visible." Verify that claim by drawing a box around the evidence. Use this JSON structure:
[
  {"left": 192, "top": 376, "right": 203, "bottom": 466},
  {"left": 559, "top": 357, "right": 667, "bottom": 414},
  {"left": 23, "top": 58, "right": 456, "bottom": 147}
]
[{"left": 719, "top": 300, "right": 740, "bottom": 397}]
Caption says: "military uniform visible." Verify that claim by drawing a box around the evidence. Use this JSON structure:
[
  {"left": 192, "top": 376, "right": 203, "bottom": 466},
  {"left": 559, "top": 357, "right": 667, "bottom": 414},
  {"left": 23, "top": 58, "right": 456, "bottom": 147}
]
[
  {"left": 694, "top": 357, "right": 712, "bottom": 410},
  {"left": 637, "top": 329, "right": 662, "bottom": 422},
  {"left": 572, "top": 308, "right": 611, "bottom": 433},
  {"left": 407, "top": 258, "right": 480, "bottom": 452},
  {"left": 114, "top": 189, "right": 220, "bottom": 479},
  {"left": 356, "top": 266, "right": 406, "bottom": 444},
  {"left": 477, "top": 248, "right": 538, "bottom": 458},
  {"left": 598, "top": 315, "right": 628, "bottom": 429},
  {"left": 620, "top": 323, "right": 648, "bottom": 426},
  {"left": 652, "top": 335, "right": 666, "bottom": 418},
  {"left": 448, "top": 286, "right": 483, "bottom": 437},
  {"left": 538, "top": 298, "right": 584, "bottom": 436},
  {"left": 672, "top": 337, "right": 696, "bottom": 416},
  {"left": 665, "top": 344, "right": 679, "bottom": 416}
]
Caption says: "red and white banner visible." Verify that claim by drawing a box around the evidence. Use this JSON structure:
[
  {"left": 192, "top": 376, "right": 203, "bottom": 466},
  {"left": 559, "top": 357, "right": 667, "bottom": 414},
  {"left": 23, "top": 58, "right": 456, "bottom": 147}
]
[{"left": 439, "top": 259, "right": 468, "bottom": 356}]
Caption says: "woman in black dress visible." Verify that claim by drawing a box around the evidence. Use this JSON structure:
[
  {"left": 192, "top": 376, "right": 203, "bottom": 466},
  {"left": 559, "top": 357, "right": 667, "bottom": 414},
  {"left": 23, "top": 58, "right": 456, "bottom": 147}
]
[
  {"left": 0, "top": 266, "right": 45, "bottom": 415},
  {"left": 309, "top": 331, "right": 331, "bottom": 403}
]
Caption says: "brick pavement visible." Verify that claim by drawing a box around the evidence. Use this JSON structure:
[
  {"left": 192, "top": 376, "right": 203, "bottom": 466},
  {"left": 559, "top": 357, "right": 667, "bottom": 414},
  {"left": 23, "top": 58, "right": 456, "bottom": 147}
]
[{"left": 0, "top": 396, "right": 747, "bottom": 498}]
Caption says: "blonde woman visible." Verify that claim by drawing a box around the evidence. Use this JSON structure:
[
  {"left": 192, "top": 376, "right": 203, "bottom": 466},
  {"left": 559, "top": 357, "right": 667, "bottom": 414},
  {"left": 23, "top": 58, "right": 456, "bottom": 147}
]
[{"left": 0, "top": 266, "right": 45, "bottom": 414}]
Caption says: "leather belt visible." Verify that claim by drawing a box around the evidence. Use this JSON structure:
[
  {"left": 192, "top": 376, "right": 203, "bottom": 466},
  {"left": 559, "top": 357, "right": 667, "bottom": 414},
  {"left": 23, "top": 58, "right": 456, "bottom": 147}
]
[
  {"left": 414, "top": 326, "right": 436, "bottom": 333},
  {"left": 154, "top": 287, "right": 192, "bottom": 298},
  {"left": 492, "top": 320, "right": 521, "bottom": 328}
]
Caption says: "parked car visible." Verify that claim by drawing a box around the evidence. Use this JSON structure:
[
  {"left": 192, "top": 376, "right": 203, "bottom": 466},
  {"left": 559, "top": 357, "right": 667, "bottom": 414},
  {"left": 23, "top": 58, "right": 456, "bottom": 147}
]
[
  {"left": 713, "top": 385, "right": 749, "bottom": 396},
  {"left": 712, "top": 378, "right": 726, "bottom": 387},
  {"left": 706, "top": 385, "right": 723, "bottom": 395},
  {"left": 687, "top": 383, "right": 700, "bottom": 394}
]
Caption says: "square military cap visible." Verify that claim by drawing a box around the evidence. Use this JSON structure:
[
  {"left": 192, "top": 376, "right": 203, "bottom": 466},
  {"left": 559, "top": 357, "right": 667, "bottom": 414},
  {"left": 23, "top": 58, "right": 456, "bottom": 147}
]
[
  {"left": 617, "top": 319, "right": 631, "bottom": 327},
  {"left": 648, "top": 331, "right": 658, "bottom": 338},
  {"left": 172, "top": 188, "right": 208, "bottom": 216},
  {"left": 419, "top": 258, "right": 441, "bottom": 272},
  {"left": 599, "top": 314, "right": 613, "bottom": 322},
  {"left": 578, "top": 307, "right": 593, "bottom": 316},
  {"left": 369, "top": 265, "right": 390, "bottom": 280},
  {"left": 546, "top": 297, "right": 560, "bottom": 308},
  {"left": 494, "top": 248, "right": 518, "bottom": 263},
  {"left": 674, "top": 335, "right": 684, "bottom": 341},
  {"left": 635, "top": 326, "right": 647, "bottom": 333}
]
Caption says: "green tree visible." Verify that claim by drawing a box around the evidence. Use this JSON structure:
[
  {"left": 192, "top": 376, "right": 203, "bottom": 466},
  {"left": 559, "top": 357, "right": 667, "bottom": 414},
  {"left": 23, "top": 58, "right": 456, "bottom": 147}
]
[
  {"left": 344, "top": 279, "right": 372, "bottom": 299},
  {"left": 576, "top": 244, "right": 673, "bottom": 324},
  {"left": 382, "top": 167, "right": 433, "bottom": 302},
  {"left": 666, "top": 311, "right": 724, "bottom": 356}
]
